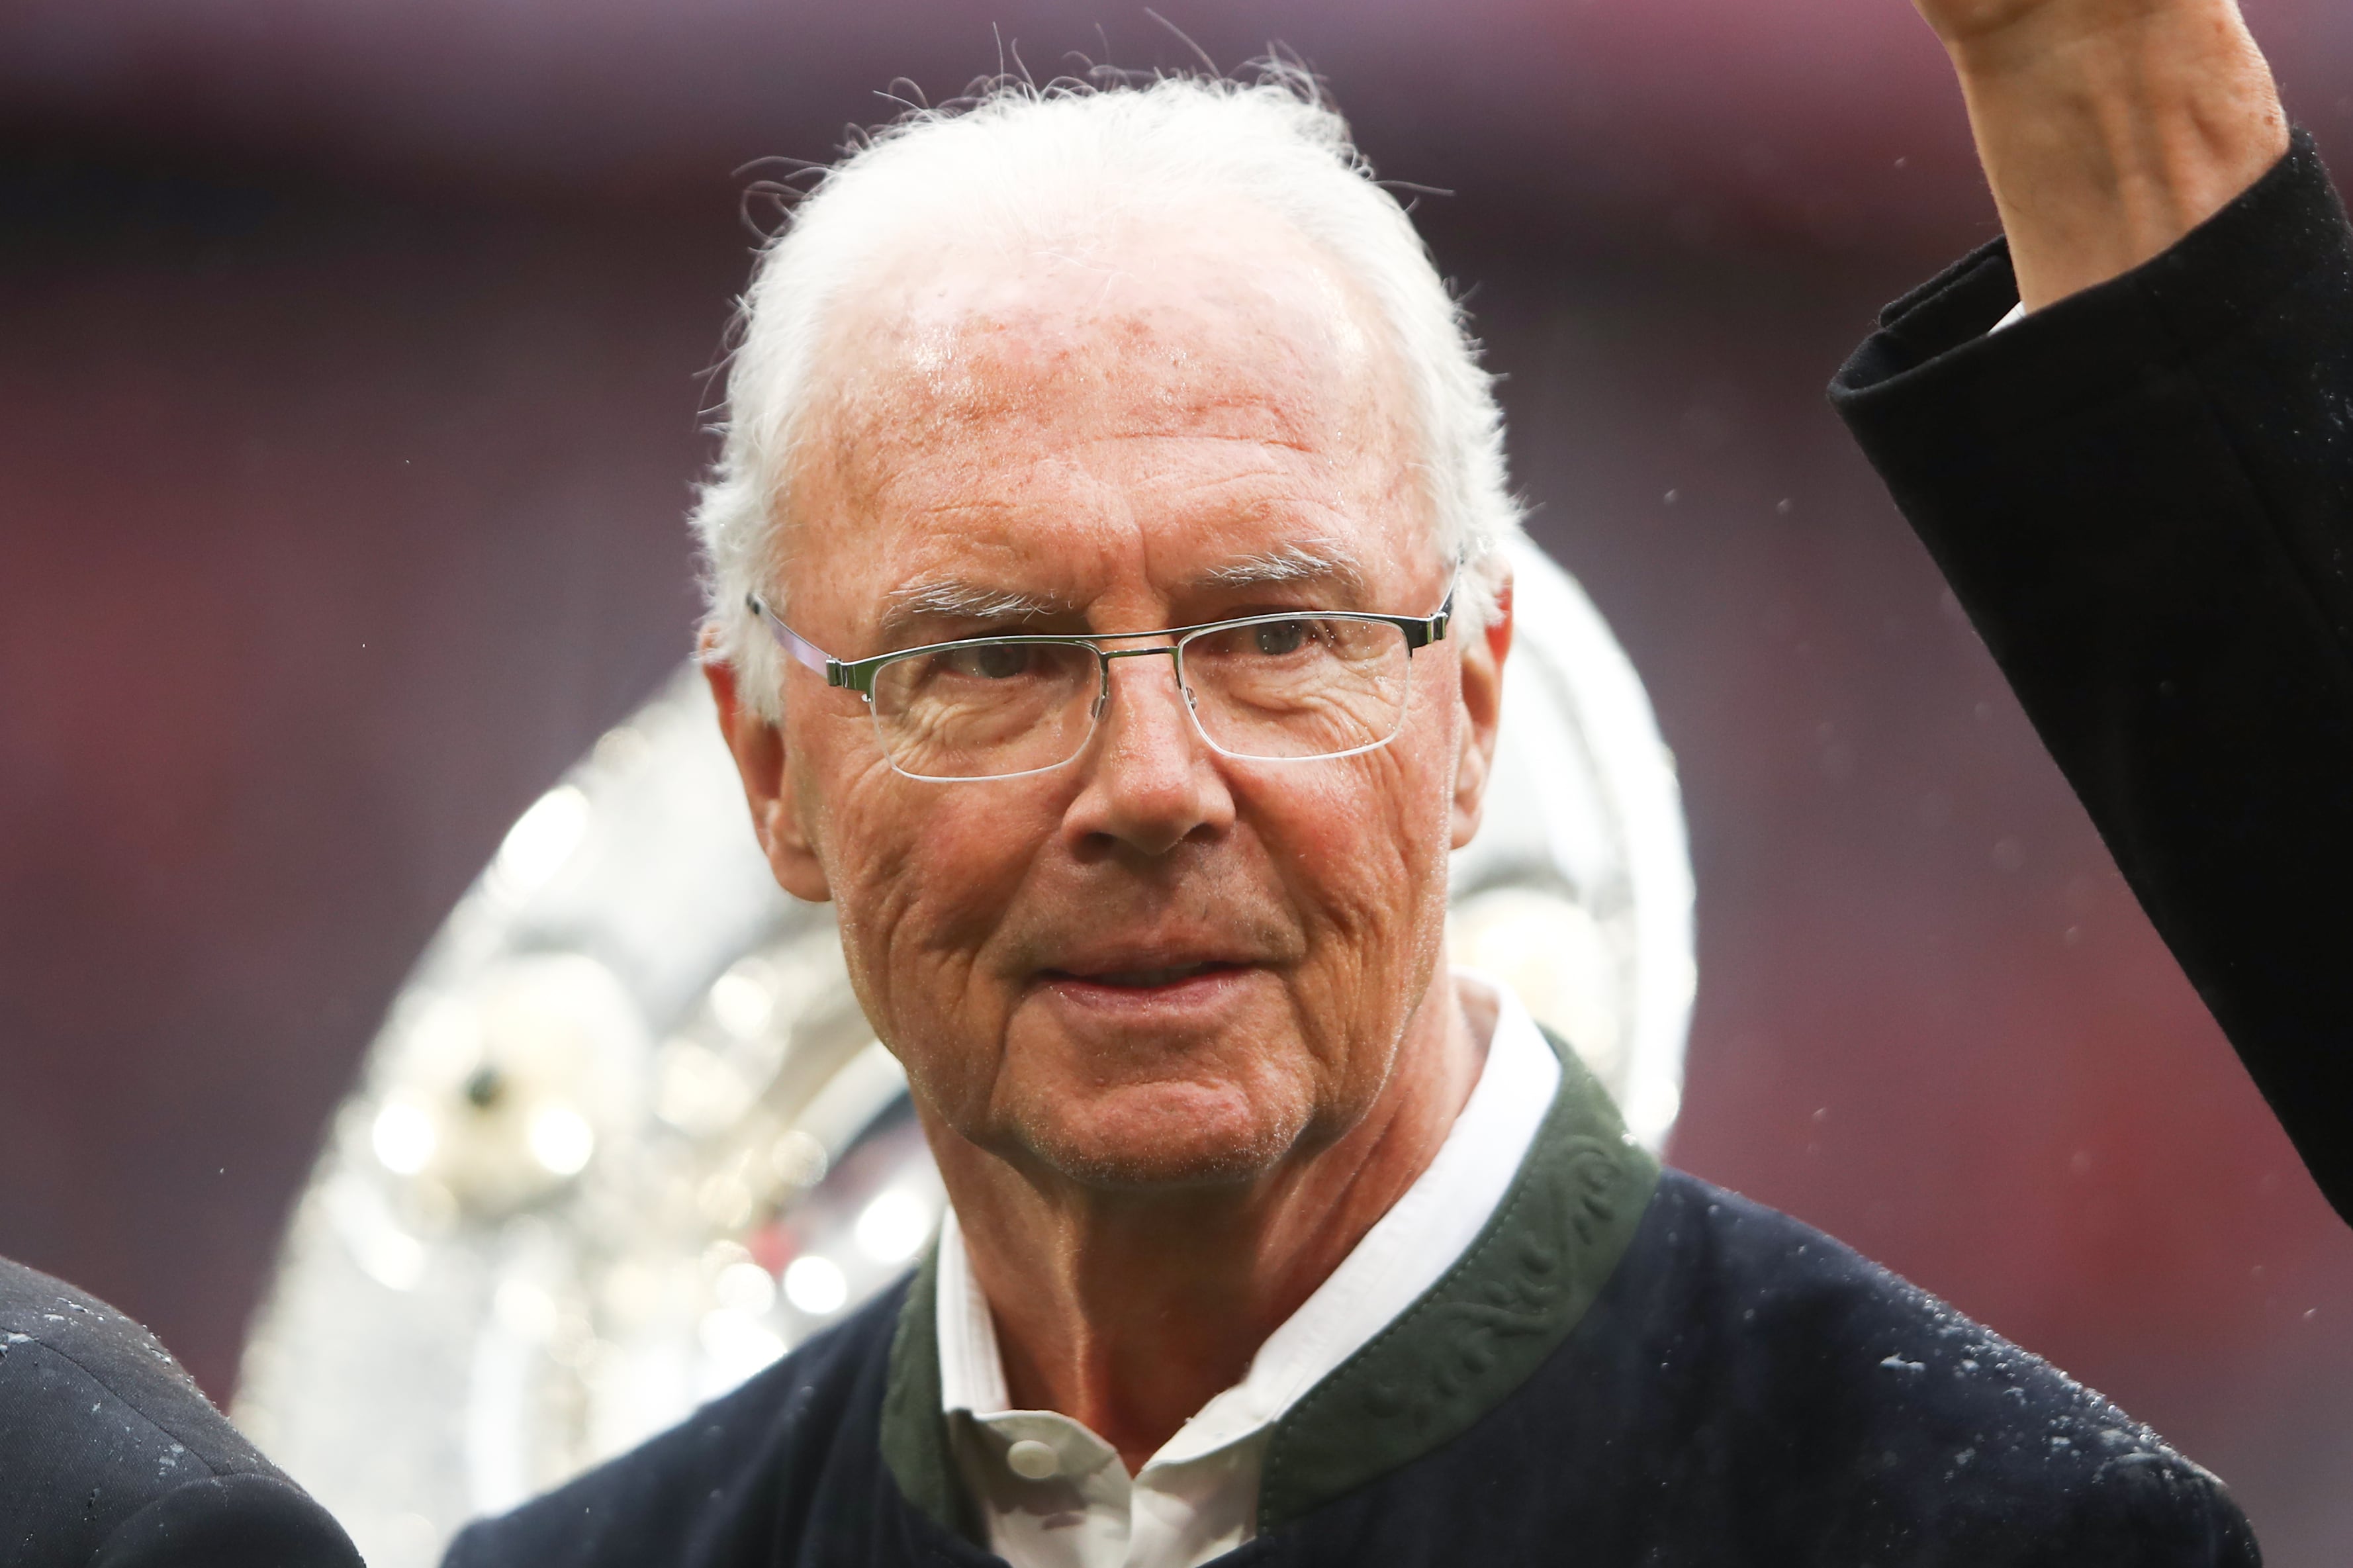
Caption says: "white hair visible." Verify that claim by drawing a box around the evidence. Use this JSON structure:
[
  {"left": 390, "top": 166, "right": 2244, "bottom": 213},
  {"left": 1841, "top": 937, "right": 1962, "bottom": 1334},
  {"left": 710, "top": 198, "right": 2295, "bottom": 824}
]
[{"left": 692, "top": 68, "right": 1523, "bottom": 716}]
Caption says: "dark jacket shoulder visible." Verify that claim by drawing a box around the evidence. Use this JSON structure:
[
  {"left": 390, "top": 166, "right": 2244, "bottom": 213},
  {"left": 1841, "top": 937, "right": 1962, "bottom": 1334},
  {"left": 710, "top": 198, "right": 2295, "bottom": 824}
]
[
  {"left": 0, "top": 1256, "right": 361, "bottom": 1568},
  {"left": 442, "top": 1273, "right": 937, "bottom": 1568}
]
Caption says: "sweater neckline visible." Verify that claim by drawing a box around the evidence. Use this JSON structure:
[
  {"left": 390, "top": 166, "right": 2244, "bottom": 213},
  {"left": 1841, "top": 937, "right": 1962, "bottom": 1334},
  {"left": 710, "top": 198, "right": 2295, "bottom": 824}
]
[{"left": 878, "top": 1023, "right": 1661, "bottom": 1540}]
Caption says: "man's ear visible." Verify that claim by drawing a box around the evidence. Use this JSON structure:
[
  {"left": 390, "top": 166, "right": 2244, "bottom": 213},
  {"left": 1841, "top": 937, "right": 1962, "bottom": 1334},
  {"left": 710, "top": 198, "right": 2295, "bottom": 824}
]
[
  {"left": 701, "top": 627, "right": 833, "bottom": 903},
  {"left": 1450, "top": 574, "right": 1512, "bottom": 852}
]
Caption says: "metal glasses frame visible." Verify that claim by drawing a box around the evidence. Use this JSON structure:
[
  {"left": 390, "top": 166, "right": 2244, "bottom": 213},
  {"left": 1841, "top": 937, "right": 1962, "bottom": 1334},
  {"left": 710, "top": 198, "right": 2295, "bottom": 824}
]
[{"left": 745, "top": 586, "right": 1455, "bottom": 776}]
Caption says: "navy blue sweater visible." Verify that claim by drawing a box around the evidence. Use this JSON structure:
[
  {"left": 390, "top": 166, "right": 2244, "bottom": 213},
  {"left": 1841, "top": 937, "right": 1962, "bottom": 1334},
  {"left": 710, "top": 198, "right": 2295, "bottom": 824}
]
[{"left": 447, "top": 1168, "right": 2253, "bottom": 1567}]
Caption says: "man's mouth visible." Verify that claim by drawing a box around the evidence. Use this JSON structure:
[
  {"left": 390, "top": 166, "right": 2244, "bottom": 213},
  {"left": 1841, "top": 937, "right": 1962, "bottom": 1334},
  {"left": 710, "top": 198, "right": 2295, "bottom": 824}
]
[{"left": 1042, "top": 960, "right": 1245, "bottom": 990}]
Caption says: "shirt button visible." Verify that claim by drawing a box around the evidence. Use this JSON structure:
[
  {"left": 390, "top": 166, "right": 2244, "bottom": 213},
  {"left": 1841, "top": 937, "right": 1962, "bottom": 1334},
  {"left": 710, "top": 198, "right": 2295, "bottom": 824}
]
[{"left": 1005, "top": 1438, "right": 1060, "bottom": 1480}]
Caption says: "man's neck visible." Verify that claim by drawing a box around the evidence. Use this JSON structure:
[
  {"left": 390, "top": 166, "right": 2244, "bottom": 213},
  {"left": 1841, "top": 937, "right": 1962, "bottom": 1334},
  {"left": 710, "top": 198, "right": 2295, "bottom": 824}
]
[{"left": 927, "top": 976, "right": 1489, "bottom": 1475}]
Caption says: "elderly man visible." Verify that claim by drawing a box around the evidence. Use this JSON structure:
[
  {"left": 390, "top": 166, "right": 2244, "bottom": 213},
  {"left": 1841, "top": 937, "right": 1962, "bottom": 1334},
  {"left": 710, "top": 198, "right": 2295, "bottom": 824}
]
[{"left": 445, "top": 2, "right": 2275, "bottom": 1565}]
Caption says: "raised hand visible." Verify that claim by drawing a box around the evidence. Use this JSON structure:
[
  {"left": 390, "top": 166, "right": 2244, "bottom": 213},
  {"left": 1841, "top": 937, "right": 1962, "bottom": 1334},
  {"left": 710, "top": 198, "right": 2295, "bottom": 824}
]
[
  {"left": 1914, "top": 0, "right": 2286, "bottom": 310},
  {"left": 1911, "top": 0, "right": 2193, "bottom": 50}
]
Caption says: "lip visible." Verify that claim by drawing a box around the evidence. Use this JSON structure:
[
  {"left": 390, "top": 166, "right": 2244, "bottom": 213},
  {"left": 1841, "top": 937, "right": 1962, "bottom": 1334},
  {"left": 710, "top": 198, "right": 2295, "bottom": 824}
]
[{"left": 1031, "top": 957, "right": 1260, "bottom": 1009}]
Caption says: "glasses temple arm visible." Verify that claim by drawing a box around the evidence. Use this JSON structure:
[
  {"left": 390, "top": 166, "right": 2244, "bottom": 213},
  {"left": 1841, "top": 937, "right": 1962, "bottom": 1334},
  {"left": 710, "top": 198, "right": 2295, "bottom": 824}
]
[
  {"left": 1401, "top": 588, "right": 1454, "bottom": 653},
  {"left": 747, "top": 594, "right": 849, "bottom": 685}
]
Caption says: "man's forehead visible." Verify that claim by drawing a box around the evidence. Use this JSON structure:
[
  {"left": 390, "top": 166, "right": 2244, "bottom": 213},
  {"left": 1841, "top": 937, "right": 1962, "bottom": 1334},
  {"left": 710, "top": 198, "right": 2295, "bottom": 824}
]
[
  {"left": 777, "top": 210, "right": 1428, "bottom": 633},
  {"left": 806, "top": 208, "right": 1402, "bottom": 455}
]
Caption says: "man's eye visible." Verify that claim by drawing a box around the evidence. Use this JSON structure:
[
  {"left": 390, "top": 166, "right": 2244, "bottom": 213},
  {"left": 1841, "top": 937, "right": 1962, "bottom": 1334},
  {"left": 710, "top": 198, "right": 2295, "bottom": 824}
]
[
  {"left": 1251, "top": 620, "right": 1313, "bottom": 657},
  {"left": 944, "top": 643, "right": 1035, "bottom": 679}
]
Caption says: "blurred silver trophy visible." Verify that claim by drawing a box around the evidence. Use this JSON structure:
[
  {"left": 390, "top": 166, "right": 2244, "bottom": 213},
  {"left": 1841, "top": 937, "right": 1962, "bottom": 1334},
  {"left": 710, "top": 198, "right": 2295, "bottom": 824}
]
[{"left": 232, "top": 538, "right": 1694, "bottom": 1567}]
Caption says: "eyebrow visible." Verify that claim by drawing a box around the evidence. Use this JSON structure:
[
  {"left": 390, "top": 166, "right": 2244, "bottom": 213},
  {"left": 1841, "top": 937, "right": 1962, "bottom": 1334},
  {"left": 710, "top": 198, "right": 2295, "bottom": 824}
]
[
  {"left": 873, "top": 540, "right": 1373, "bottom": 645},
  {"left": 1196, "top": 541, "right": 1369, "bottom": 602},
  {"left": 876, "top": 578, "right": 1072, "bottom": 643}
]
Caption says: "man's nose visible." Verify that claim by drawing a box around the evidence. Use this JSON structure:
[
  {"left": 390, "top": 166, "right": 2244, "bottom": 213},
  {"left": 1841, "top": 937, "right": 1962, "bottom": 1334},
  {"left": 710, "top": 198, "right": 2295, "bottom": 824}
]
[{"left": 1061, "top": 651, "right": 1234, "bottom": 857}]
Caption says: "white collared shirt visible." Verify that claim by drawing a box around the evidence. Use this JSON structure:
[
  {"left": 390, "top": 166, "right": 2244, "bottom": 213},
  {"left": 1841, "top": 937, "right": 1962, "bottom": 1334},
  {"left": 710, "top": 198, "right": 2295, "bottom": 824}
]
[{"left": 935, "top": 973, "right": 1563, "bottom": 1568}]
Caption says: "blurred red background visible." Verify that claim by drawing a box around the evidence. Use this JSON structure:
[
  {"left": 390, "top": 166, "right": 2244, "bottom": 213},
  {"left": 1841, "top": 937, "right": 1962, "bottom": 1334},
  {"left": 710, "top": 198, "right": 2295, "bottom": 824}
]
[{"left": 3, "top": 1, "right": 2350, "bottom": 1559}]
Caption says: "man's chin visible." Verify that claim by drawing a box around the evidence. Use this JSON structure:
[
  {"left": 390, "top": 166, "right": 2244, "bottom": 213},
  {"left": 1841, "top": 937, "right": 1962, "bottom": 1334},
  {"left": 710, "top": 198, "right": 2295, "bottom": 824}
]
[{"left": 1007, "top": 1085, "right": 1309, "bottom": 1192}]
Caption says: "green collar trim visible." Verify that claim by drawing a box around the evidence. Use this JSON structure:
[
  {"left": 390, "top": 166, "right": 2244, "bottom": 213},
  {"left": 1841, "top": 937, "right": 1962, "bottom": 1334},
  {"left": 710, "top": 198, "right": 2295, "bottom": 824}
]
[
  {"left": 879, "top": 1242, "right": 973, "bottom": 1535},
  {"left": 1256, "top": 1025, "right": 1658, "bottom": 1526},
  {"left": 877, "top": 1026, "right": 1661, "bottom": 1538}
]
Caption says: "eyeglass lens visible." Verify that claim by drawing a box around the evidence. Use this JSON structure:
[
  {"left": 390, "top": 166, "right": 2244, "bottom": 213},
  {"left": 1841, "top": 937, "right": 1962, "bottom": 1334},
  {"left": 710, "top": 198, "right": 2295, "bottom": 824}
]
[{"left": 865, "top": 616, "right": 1414, "bottom": 780}]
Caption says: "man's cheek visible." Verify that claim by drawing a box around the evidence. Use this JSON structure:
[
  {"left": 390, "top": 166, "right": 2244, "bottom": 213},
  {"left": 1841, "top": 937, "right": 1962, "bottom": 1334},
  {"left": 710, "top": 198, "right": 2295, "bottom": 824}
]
[
  {"left": 1288, "top": 790, "right": 1437, "bottom": 1042},
  {"left": 1281, "top": 768, "right": 1432, "bottom": 931},
  {"left": 864, "top": 812, "right": 1037, "bottom": 1008}
]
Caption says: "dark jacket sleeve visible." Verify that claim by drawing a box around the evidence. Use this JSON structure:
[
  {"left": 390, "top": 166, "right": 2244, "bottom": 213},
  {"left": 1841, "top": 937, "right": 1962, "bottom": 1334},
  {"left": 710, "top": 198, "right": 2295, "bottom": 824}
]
[
  {"left": 90, "top": 1473, "right": 363, "bottom": 1568},
  {"left": 0, "top": 1258, "right": 364, "bottom": 1568},
  {"left": 1828, "top": 130, "right": 2353, "bottom": 1227}
]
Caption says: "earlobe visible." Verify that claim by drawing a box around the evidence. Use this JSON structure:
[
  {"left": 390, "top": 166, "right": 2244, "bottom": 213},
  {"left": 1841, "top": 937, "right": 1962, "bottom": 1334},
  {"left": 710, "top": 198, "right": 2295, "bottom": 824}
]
[{"left": 701, "top": 635, "right": 834, "bottom": 903}]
